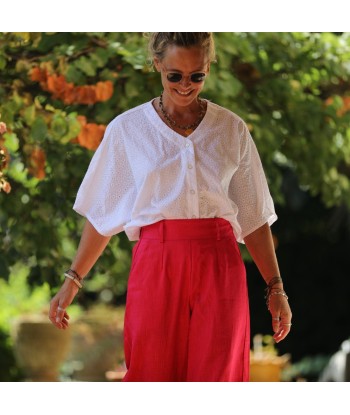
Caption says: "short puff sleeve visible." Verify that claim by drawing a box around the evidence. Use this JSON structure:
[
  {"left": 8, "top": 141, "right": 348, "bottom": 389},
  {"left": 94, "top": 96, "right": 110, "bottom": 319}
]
[
  {"left": 228, "top": 121, "right": 277, "bottom": 242},
  {"left": 73, "top": 121, "right": 137, "bottom": 236}
]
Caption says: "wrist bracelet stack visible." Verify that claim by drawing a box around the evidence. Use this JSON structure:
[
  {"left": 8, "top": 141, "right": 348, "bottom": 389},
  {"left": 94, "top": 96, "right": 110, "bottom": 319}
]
[
  {"left": 264, "top": 276, "right": 288, "bottom": 309},
  {"left": 64, "top": 268, "right": 83, "bottom": 289}
]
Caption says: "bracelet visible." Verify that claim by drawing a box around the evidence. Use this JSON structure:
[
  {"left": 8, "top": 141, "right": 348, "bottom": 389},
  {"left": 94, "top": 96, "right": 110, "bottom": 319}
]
[
  {"left": 266, "top": 290, "right": 288, "bottom": 309},
  {"left": 264, "top": 276, "right": 283, "bottom": 304},
  {"left": 64, "top": 269, "right": 83, "bottom": 289},
  {"left": 66, "top": 268, "right": 83, "bottom": 282},
  {"left": 267, "top": 276, "right": 283, "bottom": 288}
]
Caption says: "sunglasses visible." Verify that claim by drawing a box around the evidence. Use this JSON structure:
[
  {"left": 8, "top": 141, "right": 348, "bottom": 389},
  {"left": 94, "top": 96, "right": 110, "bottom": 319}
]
[{"left": 166, "top": 72, "right": 206, "bottom": 83}]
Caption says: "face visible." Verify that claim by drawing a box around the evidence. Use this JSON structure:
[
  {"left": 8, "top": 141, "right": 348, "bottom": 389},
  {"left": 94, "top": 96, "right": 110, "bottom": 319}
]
[{"left": 154, "top": 45, "right": 210, "bottom": 107}]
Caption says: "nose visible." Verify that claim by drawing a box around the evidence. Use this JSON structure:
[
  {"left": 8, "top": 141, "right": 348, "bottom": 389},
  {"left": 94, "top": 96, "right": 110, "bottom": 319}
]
[{"left": 180, "top": 75, "right": 191, "bottom": 87}]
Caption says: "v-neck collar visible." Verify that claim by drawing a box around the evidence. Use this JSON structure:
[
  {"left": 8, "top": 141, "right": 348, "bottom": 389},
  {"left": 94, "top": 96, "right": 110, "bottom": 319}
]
[{"left": 144, "top": 98, "right": 214, "bottom": 146}]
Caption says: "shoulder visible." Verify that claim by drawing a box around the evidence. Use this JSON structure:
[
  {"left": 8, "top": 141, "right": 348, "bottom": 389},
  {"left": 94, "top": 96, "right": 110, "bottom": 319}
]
[
  {"left": 96, "top": 102, "right": 151, "bottom": 151},
  {"left": 207, "top": 101, "right": 248, "bottom": 135},
  {"left": 108, "top": 101, "right": 151, "bottom": 131}
]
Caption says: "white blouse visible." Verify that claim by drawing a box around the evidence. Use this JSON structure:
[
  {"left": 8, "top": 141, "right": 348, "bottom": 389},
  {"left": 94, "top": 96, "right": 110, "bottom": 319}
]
[{"left": 73, "top": 100, "right": 277, "bottom": 243}]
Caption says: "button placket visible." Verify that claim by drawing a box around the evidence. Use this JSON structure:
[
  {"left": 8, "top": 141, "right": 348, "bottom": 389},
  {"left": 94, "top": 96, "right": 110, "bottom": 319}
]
[{"left": 183, "top": 140, "right": 199, "bottom": 219}]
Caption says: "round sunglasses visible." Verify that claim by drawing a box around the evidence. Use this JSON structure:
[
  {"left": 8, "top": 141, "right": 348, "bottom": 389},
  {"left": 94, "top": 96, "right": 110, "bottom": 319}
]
[{"left": 166, "top": 72, "right": 206, "bottom": 83}]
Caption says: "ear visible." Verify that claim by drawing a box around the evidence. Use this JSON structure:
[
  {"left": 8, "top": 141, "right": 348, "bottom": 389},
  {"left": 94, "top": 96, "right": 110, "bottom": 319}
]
[{"left": 153, "top": 57, "right": 161, "bottom": 73}]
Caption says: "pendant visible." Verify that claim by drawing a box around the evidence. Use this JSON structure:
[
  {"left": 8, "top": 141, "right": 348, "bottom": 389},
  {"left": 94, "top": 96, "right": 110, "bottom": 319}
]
[{"left": 184, "top": 128, "right": 193, "bottom": 136}]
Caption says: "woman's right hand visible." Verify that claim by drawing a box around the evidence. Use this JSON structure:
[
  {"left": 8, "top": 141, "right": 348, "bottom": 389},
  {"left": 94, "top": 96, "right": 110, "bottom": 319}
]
[{"left": 49, "top": 279, "right": 80, "bottom": 329}]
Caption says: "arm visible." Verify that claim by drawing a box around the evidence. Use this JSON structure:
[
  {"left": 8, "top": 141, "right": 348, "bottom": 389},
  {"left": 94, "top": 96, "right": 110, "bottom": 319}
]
[
  {"left": 49, "top": 219, "right": 111, "bottom": 329},
  {"left": 244, "top": 222, "right": 292, "bottom": 343}
]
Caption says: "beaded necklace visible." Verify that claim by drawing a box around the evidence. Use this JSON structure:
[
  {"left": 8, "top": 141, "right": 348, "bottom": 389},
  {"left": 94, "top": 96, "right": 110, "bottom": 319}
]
[{"left": 158, "top": 91, "right": 206, "bottom": 137}]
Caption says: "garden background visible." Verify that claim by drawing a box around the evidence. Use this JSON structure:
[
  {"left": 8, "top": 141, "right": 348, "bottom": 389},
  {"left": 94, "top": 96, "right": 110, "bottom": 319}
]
[{"left": 1, "top": 32, "right": 350, "bottom": 381}]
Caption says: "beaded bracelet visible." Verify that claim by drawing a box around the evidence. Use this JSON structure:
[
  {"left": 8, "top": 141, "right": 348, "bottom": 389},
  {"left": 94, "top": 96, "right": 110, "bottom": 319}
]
[
  {"left": 266, "top": 290, "right": 289, "bottom": 309},
  {"left": 64, "top": 268, "right": 83, "bottom": 289},
  {"left": 265, "top": 276, "right": 282, "bottom": 300}
]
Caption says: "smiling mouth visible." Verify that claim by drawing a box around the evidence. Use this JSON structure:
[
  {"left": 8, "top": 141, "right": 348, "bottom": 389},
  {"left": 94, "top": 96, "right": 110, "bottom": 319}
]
[{"left": 175, "top": 89, "right": 193, "bottom": 96}]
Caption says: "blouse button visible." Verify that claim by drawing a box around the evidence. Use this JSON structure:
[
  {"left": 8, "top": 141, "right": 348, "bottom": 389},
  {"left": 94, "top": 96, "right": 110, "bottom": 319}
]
[
  {"left": 188, "top": 164, "right": 193, "bottom": 169},
  {"left": 192, "top": 215, "right": 197, "bottom": 218},
  {"left": 190, "top": 189, "right": 195, "bottom": 194},
  {"left": 185, "top": 142, "right": 190, "bottom": 148}
]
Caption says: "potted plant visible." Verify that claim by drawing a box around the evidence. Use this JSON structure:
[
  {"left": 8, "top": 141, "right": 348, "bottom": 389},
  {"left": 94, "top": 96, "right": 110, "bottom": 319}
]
[{"left": 250, "top": 334, "right": 290, "bottom": 382}]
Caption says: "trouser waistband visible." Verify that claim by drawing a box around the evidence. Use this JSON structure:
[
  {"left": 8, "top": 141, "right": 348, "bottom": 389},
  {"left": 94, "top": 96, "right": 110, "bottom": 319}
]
[{"left": 139, "top": 218, "right": 234, "bottom": 242}]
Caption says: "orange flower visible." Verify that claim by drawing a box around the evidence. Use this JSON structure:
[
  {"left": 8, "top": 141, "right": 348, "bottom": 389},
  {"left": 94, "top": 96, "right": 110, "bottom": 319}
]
[
  {"left": 29, "top": 147, "right": 46, "bottom": 179},
  {"left": 0, "top": 141, "right": 10, "bottom": 170},
  {"left": 77, "top": 119, "right": 106, "bottom": 151},
  {"left": 30, "top": 67, "right": 48, "bottom": 83},
  {"left": 47, "top": 74, "right": 73, "bottom": 101},
  {"left": 0, "top": 122, "right": 7, "bottom": 135},
  {"left": 1, "top": 179, "right": 11, "bottom": 194},
  {"left": 95, "top": 81, "right": 114, "bottom": 102},
  {"left": 77, "top": 115, "right": 87, "bottom": 126},
  {"left": 325, "top": 96, "right": 350, "bottom": 117},
  {"left": 62, "top": 83, "right": 78, "bottom": 105},
  {"left": 339, "top": 97, "right": 350, "bottom": 116},
  {"left": 30, "top": 66, "right": 114, "bottom": 105},
  {"left": 75, "top": 86, "right": 97, "bottom": 105}
]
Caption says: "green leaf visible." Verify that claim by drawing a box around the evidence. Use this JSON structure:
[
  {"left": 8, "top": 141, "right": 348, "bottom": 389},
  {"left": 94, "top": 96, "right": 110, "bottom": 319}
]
[
  {"left": 23, "top": 104, "right": 36, "bottom": 126},
  {"left": 65, "top": 65, "right": 86, "bottom": 85},
  {"left": 91, "top": 48, "right": 109, "bottom": 68},
  {"left": 0, "top": 257, "right": 10, "bottom": 280},
  {"left": 76, "top": 56, "right": 96, "bottom": 77},
  {"left": 7, "top": 160, "right": 27, "bottom": 183},
  {"left": 0, "top": 55, "right": 7, "bottom": 70},
  {"left": 3, "top": 132, "right": 19, "bottom": 152},
  {"left": 60, "top": 114, "right": 81, "bottom": 143},
  {"left": 30, "top": 116, "right": 48, "bottom": 141},
  {"left": 51, "top": 115, "right": 68, "bottom": 139}
]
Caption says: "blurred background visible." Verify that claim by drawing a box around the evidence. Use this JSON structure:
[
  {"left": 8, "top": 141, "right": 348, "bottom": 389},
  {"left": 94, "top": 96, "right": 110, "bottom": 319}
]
[{"left": 1, "top": 32, "right": 350, "bottom": 382}]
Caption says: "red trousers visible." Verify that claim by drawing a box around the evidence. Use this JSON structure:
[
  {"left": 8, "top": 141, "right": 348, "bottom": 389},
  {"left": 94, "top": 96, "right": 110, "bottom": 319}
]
[{"left": 123, "top": 218, "right": 250, "bottom": 382}]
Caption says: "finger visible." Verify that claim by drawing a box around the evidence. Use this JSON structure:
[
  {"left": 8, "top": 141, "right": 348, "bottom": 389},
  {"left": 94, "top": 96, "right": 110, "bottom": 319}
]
[
  {"left": 49, "top": 298, "right": 59, "bottom": 325},
  {"left": 272, "top": 316, "right": 280, "bottom": 333},
  {"left": 56, "top": 306, "right": 66, "bottom": 326},
  {"left": 61, "top": 318, "right": 69, "bottom": 329},
  {"left": 62, "top": 312, "right": 70, "bottom": 326},
  {"left": 273, "top": 322, "right": 292, "bottom": 343},
  {"left": 273, "top": 328, "right": 289, "bottom": 343}
]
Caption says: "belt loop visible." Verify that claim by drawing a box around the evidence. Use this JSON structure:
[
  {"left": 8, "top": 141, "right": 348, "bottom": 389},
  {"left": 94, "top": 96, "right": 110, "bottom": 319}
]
[
  {"left": 216, "top": 219, "right": 221, "bottom": 240},
  {"left": 159, "top": 220, "right": 164, "bottom": 243}
]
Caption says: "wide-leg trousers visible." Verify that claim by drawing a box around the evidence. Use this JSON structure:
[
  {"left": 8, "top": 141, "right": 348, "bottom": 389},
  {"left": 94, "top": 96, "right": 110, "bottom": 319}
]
[{"left": 123, "top": 218, "right": 250, "bottom": 382}]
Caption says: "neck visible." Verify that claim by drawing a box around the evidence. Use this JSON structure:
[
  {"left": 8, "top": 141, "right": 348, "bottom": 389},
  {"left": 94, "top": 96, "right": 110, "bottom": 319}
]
[
  {"left": 161, "top": 91, "right": 201, "bottom": 118},
  {"left": 158, "top": 91, "right": 206, "bottom": 134}
]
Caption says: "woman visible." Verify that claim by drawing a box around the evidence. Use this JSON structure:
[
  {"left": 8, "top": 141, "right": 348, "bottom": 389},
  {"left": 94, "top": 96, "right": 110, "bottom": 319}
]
[{"left": 49, "top": 33, "right": 292, "bottom": 382}]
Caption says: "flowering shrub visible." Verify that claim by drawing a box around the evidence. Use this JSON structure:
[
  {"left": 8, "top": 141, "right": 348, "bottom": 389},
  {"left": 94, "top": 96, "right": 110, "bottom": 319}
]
[
  {"left": 0, "top": 32, "right": 350, "bottom": 299},
  {"left": 0, "top": 122, "right": 11, "bottom": 194}
]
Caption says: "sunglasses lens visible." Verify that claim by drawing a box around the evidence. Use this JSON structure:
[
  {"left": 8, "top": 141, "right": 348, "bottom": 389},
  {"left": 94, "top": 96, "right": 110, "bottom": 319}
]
[
  {"left": 167, "top": 73, "right": 182, "bottom": 82},
  {"left": 191, "top": 73, "right": 206, "bottom": 83},
  {"left": 166, "top": 72, "right": 206, "bottom": 83}
]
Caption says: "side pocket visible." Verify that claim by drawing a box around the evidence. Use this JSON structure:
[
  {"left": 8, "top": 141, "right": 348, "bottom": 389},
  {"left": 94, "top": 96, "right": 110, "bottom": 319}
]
[{"left": 129, "top": 239, "right": 142, "bottom": 274}]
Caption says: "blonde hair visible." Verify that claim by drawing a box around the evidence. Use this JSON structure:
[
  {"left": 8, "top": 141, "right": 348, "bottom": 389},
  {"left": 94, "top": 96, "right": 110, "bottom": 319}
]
[{"left": 147, "top": 32, "right": 216, "bottom": 64}]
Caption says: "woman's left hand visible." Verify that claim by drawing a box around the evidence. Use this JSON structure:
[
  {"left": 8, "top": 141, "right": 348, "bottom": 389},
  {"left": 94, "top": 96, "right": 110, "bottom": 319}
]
[{"left": 268, "top": 294, "right": 292, "bottom": 343}]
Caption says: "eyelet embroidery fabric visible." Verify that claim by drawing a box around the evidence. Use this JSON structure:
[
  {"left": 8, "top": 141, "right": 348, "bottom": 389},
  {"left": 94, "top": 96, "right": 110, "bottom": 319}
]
[{"left": 73, "top": 100, "right": 277, "bottom": 243}]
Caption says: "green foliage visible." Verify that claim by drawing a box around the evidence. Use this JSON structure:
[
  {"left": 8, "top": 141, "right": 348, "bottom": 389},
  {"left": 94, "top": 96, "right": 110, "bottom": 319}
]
[
  {"left": 1, "top": 32, "right": 350, "bottom": 305},
  {"left": 281, "top": 354, "right": 331, "bottom": 381},
  {"left": 0, "top": 329, "right": 23, "bottom": 381},
  {"left": 208, "top": 33, "right": 350, "bottom": 207},
  {"left": 0, "top": 263, "right": 51, "bottom": 333}
]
